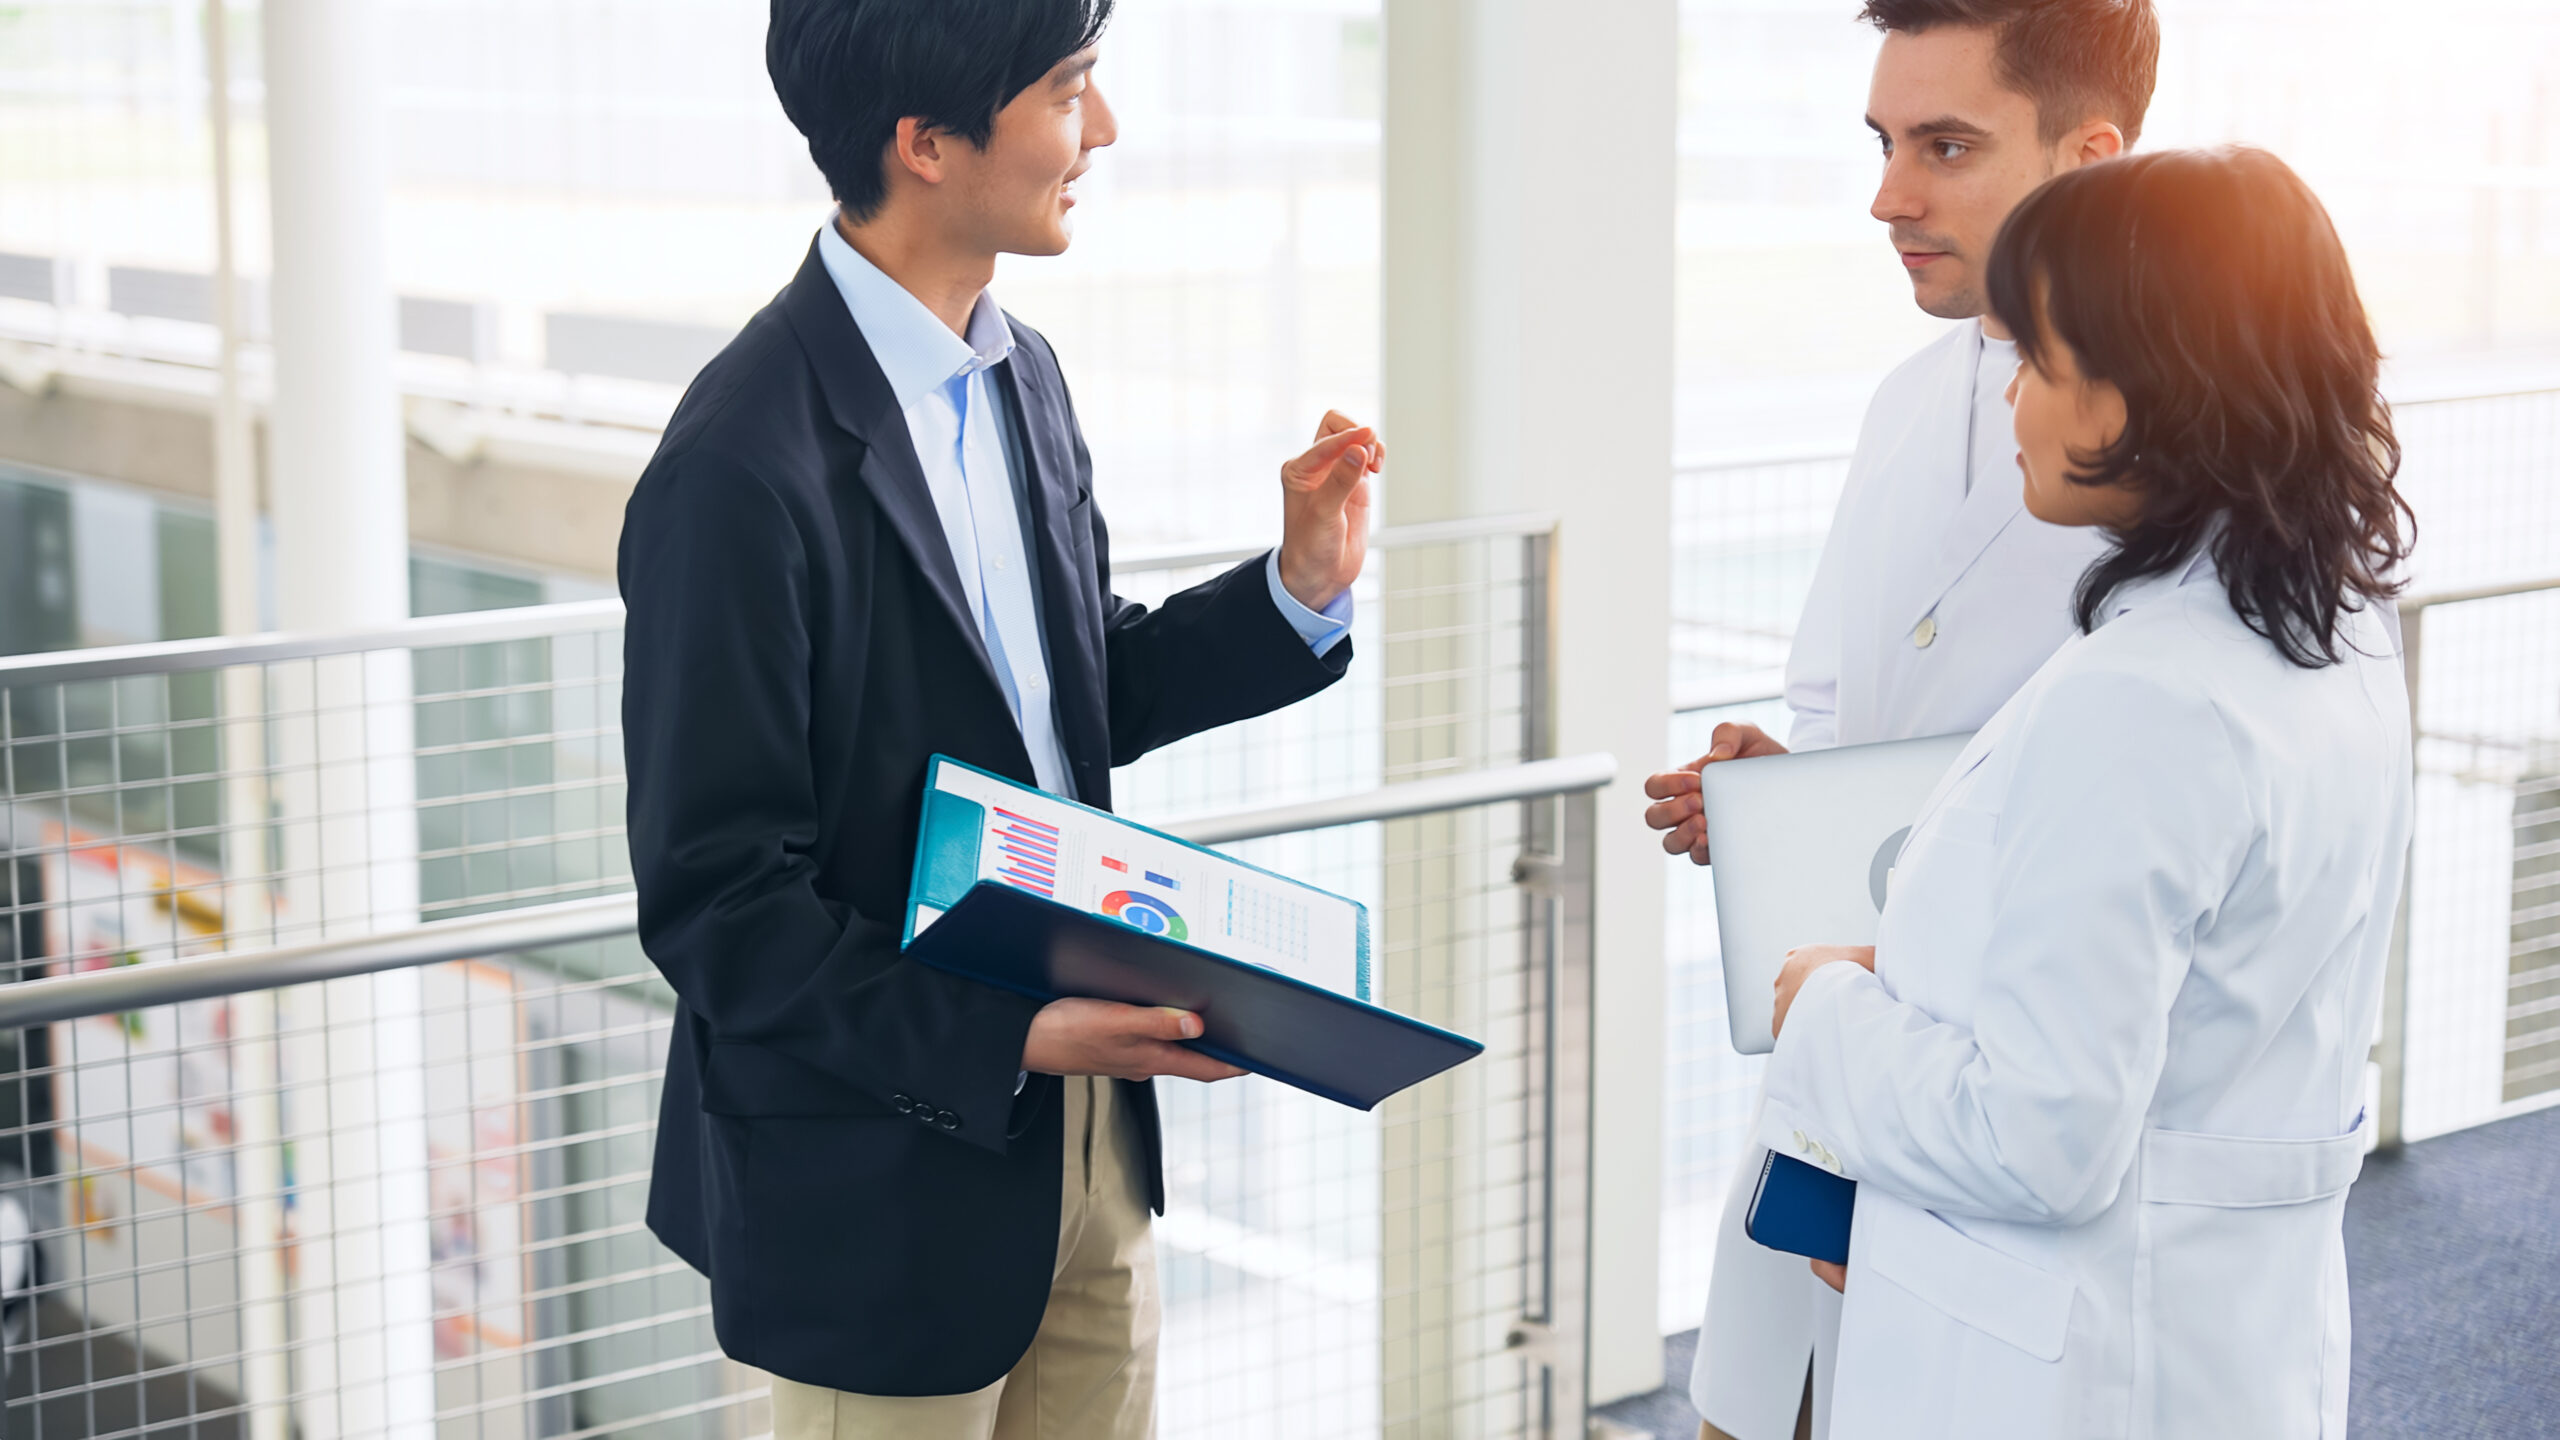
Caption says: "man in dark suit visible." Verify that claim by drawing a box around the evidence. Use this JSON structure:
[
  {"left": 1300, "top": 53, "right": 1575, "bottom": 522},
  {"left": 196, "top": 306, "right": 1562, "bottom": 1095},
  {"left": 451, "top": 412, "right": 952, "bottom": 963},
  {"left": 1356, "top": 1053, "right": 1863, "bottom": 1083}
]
[{"left": 617, "top": 1, "right": 1380, "bottom": 1435}]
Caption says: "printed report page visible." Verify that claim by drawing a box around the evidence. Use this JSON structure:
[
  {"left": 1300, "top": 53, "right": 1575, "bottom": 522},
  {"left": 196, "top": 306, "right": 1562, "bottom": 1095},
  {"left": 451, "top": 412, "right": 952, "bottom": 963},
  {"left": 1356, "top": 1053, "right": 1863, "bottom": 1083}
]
[{"left": 913, "top": 762, "right": 1364, "bottom": 999}]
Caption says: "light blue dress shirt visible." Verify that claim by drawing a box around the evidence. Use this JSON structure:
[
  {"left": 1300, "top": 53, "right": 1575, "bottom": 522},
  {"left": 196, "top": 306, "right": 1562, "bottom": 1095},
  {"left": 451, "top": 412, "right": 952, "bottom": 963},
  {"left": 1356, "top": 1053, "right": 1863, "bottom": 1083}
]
[{"left": 815, "top": 221, "right": 1353, "bottom": 799}]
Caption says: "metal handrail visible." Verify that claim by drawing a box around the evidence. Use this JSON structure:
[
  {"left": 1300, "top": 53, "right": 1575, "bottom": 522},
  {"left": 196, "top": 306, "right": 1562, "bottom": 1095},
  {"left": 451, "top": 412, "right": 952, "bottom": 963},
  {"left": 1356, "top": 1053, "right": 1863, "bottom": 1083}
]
[
  {"left": 0, "top": 598, "right": 628, "bottom": 686},
  {"left": 1665, "top": 579, "right": 2560, "bottom": 720},
  {"left": 1668, "top": 381, "right": 2560, "bottom": 477},
  {"left": 0, "top": 514, "right": 1558, "bottom": 688},
  {"left": 2398, "top": 576, "right": 2560, "bottom": 613},
  {"left": 1164, "top": 752, "right": 1616, "bottom": 846},
  {"left": 0, "top": 755, "right": 1617, "bottom": 1029},
  {"left": 1113, "top": 511, "right": 1557, "bottom": 576},
  {"left": 0, "top": 894, "right": 640, "bottom": 1030},
  {"left": 1672, "top": 672, "right": 1788, "bottom": 716}
]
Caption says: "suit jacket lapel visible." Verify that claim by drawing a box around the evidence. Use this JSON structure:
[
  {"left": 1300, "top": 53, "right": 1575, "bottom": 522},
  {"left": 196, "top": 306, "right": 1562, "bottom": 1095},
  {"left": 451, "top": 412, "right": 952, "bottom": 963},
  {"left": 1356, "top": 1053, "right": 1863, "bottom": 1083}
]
[
  {"left": 994, "top": 329, "right": 1112, "bottom": 790},
  {"left": 777, "top": 241, "right": 1002, "bottom": 691}
]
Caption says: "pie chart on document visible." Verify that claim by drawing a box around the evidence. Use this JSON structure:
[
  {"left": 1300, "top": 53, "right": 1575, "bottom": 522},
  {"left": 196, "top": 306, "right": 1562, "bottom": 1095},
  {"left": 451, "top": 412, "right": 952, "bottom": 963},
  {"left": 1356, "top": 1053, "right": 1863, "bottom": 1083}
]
[{"left": 1101, "top": 890, "right": 1188, "bottom": 942}]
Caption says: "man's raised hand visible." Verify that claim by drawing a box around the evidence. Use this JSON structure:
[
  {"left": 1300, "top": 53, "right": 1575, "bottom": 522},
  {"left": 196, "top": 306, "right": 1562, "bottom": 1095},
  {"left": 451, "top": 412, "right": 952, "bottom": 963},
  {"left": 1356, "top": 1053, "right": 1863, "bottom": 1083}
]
[{"left": 1275, "top": 410, "right": 1381, "bottom": 614}]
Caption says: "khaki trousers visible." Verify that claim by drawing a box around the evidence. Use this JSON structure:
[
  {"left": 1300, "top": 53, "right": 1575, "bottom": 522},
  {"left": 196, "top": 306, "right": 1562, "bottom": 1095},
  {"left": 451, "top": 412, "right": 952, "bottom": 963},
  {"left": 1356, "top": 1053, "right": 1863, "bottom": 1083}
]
[{"left": 768, "top": 1076, "right": 1159, "bottom": 1440}]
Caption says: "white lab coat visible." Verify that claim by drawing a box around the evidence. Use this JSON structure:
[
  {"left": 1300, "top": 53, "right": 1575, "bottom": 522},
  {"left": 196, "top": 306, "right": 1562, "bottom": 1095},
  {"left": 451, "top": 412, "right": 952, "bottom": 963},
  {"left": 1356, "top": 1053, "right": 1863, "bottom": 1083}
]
[
  {"left": 1691, "top": 321, "right": 2110, "bottom": 1440},
  {"left": 1755, "top": 553, "right": 2412, "bottom": 1440}
]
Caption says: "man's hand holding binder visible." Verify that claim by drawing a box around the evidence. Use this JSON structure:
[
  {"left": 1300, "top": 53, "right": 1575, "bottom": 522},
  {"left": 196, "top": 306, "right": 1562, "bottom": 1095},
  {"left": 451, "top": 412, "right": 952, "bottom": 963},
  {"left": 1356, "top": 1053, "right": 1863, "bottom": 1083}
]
[{"left": 1021, "top": 998, "right": 1246, "bottom": 1083}]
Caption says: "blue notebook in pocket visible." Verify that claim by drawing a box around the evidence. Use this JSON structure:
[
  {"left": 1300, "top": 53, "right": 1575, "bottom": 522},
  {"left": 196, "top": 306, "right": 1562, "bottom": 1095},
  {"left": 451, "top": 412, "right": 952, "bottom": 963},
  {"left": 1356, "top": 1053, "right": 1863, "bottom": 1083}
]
[{"left": 1745, "top": 1151, "right": 1856, "bottom": 1266}]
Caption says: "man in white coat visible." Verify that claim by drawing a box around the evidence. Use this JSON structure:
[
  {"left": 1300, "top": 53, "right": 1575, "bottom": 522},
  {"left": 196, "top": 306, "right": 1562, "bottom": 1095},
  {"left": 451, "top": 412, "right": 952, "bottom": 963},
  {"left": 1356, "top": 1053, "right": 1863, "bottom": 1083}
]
[{"left": 1641, "top": 3, "right": 2160, "bottom": 1437}]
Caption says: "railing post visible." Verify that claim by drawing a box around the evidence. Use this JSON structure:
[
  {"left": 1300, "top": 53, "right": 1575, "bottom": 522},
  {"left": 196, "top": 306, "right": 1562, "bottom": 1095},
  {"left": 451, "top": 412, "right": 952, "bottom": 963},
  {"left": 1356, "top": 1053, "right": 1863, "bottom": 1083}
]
[
  {"left": 2375, "top": 601, "right": 2425, "bottom": 1152},
  {"left": 1522, "top": 530, "right": 1556, "bottom": 769},
  {"left": 1544, "top": 789, "right": 1597, "bottom": 1434},
  {"left": 218, "top": 659, "right": 292, "bottom": 1440}
]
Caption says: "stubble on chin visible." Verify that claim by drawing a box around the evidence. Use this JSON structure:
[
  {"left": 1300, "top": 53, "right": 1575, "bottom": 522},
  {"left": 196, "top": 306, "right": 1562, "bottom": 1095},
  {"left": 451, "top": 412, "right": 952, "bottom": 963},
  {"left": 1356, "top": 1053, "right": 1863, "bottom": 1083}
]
[{"left": 1914, "top": 280, "right": 1986, "bottom": 323}]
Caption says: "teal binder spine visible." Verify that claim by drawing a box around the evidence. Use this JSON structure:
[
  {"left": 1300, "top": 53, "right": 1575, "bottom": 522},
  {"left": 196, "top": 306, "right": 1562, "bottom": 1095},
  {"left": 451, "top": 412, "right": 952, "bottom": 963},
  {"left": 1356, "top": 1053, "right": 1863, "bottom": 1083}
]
[
  {"left": 1355, "top": 907, "right": 1371, "bottom": 1001},
  {"left": 904, "top": 785, "right": 989, "bottom": 946}
]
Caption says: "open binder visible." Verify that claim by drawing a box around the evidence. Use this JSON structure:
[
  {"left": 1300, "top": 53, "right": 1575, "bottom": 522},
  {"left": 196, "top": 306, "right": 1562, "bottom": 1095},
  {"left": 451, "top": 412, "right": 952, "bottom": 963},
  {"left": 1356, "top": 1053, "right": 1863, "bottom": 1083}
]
[{"left": 901, "top": 757, "right": 1483, "bottom": 1111}]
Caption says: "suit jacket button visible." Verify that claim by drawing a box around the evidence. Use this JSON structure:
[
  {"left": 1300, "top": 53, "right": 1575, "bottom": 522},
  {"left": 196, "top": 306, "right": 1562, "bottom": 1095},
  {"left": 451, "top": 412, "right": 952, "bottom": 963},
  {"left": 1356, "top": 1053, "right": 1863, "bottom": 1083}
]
[
  {"left": 893, "top": 1093, "right": 916, "bottom": 1115},
  {"left": 937, "top": 1110, "right": 961, "bottom": 1131}
]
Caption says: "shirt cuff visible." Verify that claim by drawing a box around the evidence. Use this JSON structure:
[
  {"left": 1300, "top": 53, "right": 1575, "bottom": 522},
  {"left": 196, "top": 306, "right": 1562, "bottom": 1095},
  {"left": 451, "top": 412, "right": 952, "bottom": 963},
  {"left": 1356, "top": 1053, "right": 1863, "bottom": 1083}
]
[{"left": 1265, "top": 549, "right": 1354, "bottom": 658}]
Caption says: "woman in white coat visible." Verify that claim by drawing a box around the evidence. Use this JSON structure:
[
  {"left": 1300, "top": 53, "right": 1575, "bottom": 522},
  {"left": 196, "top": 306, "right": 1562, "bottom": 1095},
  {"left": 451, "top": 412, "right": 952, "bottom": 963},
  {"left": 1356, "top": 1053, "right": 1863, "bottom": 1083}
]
[{"left": 1759, "top": 145, "right": 2414, "bottom": 1440}]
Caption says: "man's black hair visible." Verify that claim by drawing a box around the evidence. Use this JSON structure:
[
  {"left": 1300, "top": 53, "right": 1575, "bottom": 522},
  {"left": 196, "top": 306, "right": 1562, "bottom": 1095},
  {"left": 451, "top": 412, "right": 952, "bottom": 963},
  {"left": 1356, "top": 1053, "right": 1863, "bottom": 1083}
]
[
  {"left": 768, "top": 0, "right": 1113, "bottom": 223},
  {"left": 1859, "top": 0, "right": 2160, "bottom": 147}
]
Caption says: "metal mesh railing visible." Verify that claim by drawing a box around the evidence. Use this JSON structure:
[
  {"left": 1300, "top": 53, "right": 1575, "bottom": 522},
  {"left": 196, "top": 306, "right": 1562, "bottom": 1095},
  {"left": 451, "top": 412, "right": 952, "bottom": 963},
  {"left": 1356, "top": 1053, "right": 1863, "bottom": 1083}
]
[
  {"left": 0, "top": 518, "right": 1588, "bottom": 1435},
  {"left": 1110, "top": 517, "right": 1550, "bottom": 822},
  {"left": 0, "top": 773, "right": 1600, "bottom": 1440},
  {"left": 1656, "top": 385, "right": 2560, "bottom": 1334},
  {"left": 1154, "top": 777, "right": 1595, "bottom": 1440},
  {"left": 2384, "top": 580, "right": 2560, "bottom": 1142},
  {"left": 0, "top": 602, "right": 632, "bottom": 978},
  {"left": 0, "top": 932, "right": 744, "bottom": 1440}
]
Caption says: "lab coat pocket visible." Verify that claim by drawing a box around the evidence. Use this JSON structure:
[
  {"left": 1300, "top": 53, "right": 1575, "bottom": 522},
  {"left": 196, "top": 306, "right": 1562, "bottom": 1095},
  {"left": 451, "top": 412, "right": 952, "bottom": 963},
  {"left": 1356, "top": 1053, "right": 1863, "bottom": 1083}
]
[
  {"left": 2134, "top": 1123, "right": 2366, "bottom": 1438},
  {"left": 1864, "top": 1196, "right": 2075, "bottom": 1361}
]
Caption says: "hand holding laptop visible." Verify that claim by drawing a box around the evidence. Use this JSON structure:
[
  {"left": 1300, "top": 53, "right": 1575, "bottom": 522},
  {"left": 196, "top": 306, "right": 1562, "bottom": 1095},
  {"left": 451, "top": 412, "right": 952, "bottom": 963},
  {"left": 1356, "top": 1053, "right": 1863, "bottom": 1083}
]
[
  {"left": 1772, "top": 945, "right": 1877, "bottom": 1039},
  {"left": 1707, "top": 735, "right": 1977, "bottom": 1295},
  {"left": 1643, "top": 721, "right": 1791, "bottom": 865}
]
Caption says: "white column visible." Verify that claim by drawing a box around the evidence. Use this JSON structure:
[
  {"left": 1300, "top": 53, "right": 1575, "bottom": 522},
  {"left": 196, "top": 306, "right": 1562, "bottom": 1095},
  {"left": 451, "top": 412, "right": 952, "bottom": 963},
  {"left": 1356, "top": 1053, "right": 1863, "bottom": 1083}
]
[
  {"left": 1384, "top": 0, "right": 1676, "bottom": 1406},
  {"left": 261, "top": 4, "right": 432, "bottom": 1435},
  {"left": 263, "top": 0, "right": 409, "bottom": 633}
]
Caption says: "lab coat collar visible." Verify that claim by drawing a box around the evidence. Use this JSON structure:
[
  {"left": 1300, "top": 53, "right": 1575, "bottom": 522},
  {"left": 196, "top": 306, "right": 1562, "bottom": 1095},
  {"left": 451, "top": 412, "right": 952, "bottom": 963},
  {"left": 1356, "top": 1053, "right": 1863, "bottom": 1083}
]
[
  {"left": 1891, "top": 321, "right": 2032, "bottom": 635},
  {"left": 2096, "top": 544, "right": 2219, "bottom": 629}
]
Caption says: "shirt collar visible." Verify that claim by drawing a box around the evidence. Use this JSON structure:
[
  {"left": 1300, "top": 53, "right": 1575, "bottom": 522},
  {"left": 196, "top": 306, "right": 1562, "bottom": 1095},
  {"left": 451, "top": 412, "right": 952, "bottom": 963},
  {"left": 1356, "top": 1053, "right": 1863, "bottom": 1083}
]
[{"left": 816, "top": 215, "right": 1016, "bottom": 413}]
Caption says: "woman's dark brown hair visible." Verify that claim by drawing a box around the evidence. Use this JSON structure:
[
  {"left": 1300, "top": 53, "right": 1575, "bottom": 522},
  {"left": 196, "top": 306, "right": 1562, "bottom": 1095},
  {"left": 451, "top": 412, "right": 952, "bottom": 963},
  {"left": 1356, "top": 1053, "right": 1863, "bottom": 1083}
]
[{"left": 1986, "top": 146, "right": 2413, "bottom": 669}]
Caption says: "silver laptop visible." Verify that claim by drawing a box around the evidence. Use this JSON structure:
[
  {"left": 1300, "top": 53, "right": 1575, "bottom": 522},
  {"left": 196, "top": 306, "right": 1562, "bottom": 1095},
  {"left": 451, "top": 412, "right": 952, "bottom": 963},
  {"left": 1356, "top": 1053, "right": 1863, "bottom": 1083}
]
[{"left": 1700, "top": 731, "right": 1975, "bottom": 1055}]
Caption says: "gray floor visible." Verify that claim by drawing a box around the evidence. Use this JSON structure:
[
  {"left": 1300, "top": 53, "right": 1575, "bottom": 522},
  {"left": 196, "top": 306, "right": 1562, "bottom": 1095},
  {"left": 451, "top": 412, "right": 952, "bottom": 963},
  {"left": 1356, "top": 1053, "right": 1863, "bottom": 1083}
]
[{"left": 1595, "top": 1104, "right": 2560, "bottom": 1440}]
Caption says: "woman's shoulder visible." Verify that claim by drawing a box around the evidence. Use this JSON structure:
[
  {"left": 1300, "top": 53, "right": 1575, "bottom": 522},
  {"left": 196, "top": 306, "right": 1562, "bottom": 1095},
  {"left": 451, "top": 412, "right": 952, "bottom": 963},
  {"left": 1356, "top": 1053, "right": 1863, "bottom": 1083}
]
[
  {"left": 2024, "top": 580, "right": 2393, "bottom": 769},
  {"left": 2029, "top": 600, "right": 2234, "bottom": 723}
]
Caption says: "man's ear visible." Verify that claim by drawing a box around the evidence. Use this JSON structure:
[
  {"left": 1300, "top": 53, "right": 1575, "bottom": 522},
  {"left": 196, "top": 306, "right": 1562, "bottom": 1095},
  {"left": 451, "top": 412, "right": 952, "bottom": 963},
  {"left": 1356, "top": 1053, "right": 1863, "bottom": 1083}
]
[
  {"left": 888, "top": 116, "right": 950, "bottom": 187},
  {"left": 2064, "top": 120, "right": 2128, "bottom": 171}
]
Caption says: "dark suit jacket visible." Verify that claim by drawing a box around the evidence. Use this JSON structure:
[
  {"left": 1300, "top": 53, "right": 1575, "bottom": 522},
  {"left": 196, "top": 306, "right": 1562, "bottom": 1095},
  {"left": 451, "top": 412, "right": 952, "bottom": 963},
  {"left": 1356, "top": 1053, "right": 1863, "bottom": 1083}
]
[{"left": 619, "top": 242, "right": 1349, "bottom": 1397}]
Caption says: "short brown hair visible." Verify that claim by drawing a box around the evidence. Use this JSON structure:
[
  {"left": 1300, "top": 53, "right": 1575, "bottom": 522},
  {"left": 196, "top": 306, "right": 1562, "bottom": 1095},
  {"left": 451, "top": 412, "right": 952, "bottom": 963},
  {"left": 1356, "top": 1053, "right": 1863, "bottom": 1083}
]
[{"left": 1859, "top": 0, "right": 2161, "bottom": 148}]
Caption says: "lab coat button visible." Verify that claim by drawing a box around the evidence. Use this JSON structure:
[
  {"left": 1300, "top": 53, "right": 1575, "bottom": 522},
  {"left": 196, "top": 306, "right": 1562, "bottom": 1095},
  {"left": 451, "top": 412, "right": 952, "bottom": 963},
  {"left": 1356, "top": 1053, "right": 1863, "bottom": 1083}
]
[{"left": 1914, "top": 617, "right": 1939, "bottom": 650}]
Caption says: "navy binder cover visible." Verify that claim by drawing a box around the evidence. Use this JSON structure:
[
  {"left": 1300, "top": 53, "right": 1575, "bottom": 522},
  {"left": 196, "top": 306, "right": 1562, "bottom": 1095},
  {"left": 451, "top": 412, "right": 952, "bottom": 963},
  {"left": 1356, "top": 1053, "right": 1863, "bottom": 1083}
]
[
  {"left": 1745, "top": 1151, "right": 1856, "bottom": 1266},
  {"left": 900, "top": 758, "right": 1483, "bottom": 1111}
]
